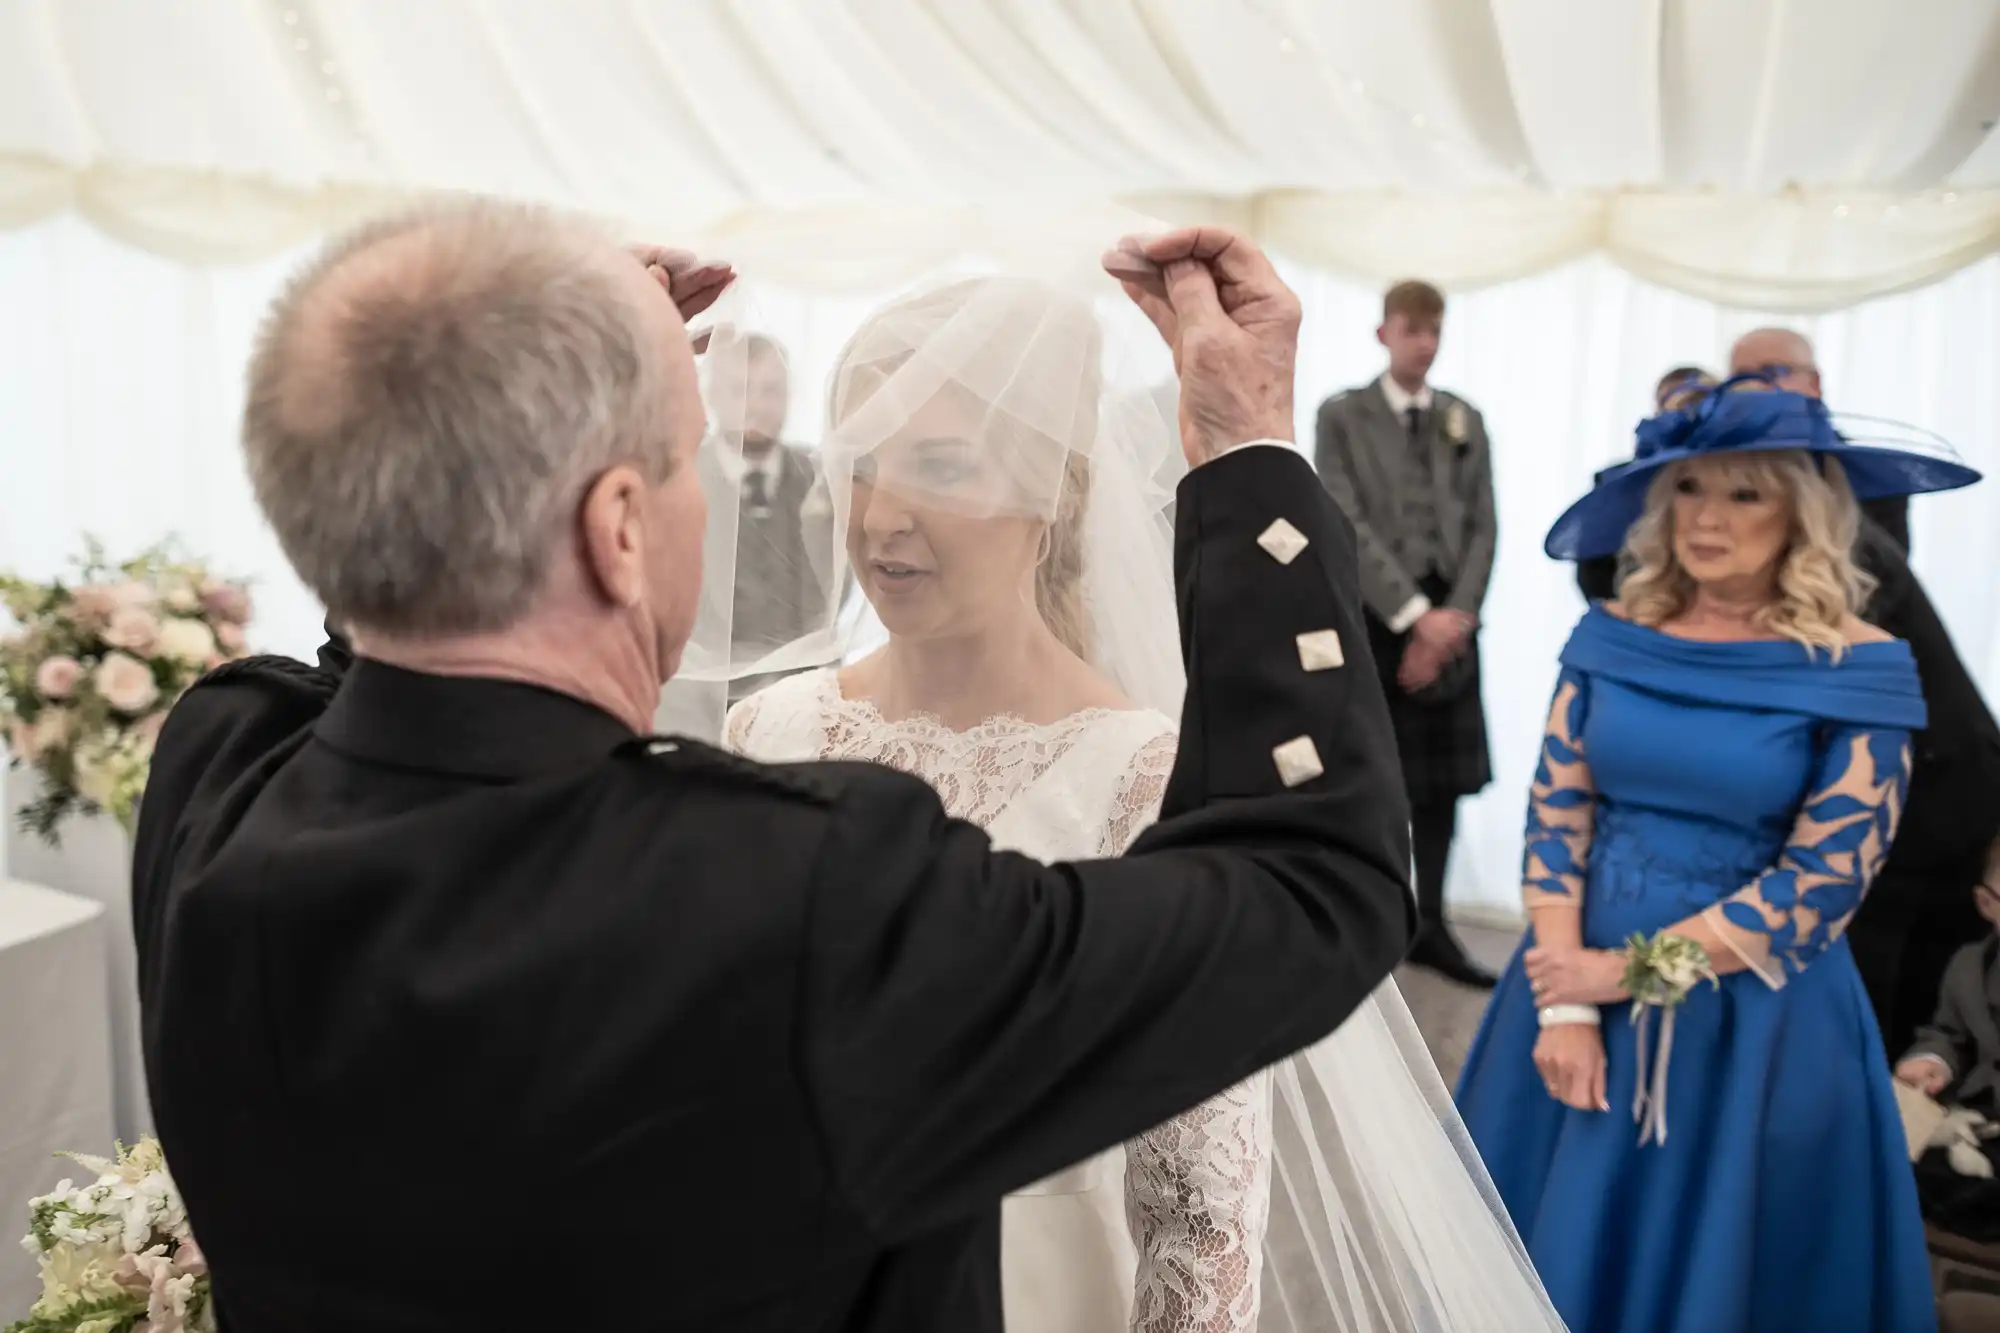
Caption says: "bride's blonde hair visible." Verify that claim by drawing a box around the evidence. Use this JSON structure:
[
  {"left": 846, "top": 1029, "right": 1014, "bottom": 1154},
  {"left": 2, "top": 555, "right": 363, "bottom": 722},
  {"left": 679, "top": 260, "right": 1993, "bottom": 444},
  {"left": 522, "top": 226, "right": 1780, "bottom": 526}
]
[
  {"left": 1618, "top": 447, "right": 1874, "bottom": 657},
  {"left": 829, "top": 277, "right": 1101, "bottom": 662}
]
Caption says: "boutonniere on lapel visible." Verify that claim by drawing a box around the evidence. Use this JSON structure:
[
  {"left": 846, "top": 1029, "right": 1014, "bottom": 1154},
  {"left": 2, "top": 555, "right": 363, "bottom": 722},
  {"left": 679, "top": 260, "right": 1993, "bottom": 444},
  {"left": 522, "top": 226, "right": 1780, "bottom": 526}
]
[{"left": 1442, "top": 401, "right": 1470, "bottom": 447}]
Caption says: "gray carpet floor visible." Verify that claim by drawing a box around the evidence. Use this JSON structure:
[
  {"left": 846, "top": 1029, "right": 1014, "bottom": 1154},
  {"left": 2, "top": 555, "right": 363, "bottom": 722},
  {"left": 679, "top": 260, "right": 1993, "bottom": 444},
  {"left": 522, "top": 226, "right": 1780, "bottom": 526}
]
[{"left": 1395, "top": 922, "right": 1520, "bottom": 1087}]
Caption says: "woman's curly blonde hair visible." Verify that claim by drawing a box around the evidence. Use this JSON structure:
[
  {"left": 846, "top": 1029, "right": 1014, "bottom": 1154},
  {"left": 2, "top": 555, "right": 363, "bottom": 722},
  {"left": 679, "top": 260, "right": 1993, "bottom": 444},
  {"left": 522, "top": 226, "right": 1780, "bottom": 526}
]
[{"left": 1618, "top": 445, "right": 1875, "bottom": 658}]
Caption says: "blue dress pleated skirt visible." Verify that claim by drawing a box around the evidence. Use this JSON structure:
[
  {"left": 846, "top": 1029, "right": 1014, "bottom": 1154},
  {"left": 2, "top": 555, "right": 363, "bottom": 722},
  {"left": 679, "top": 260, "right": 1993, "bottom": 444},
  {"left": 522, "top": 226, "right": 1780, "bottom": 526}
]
[{"left": 1456, "top": 609, "right": 1936, "bottom": 1333}]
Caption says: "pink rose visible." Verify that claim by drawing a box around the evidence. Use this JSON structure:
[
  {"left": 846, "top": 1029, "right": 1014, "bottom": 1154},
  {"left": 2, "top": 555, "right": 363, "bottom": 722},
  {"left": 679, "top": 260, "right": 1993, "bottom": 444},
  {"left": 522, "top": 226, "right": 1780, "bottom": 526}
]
[
  {"left": 94, "top": 652, "right": 160, "bottom": 714},
  {"left": 34, "top": 655, "right": 83, "bottom": 699},
  {"left": 132, "top": 710, "right": 169, "bottom": 744},
  {"left": 200, "top": 580, "right": 251, "bottom": 624},
  {"left": 103, "top": 605, "right": 160, "bottom": 654},
  {"left": 66, "top": 584, "right": 120, "bottom": 625},
  {"left": 216, "top": 621, "right": 248, "bottom": 655},
  {"left": 111, "top": 579, "right": 156, "bottom": 610}
]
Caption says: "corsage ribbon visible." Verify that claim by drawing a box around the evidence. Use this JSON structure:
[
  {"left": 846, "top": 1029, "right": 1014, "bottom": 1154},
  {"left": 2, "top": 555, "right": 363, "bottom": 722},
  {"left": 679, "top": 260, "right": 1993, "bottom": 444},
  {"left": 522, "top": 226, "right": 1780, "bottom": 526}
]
[{"left": 1621, "top": 932, "right": 1718, "bottom": 1147}]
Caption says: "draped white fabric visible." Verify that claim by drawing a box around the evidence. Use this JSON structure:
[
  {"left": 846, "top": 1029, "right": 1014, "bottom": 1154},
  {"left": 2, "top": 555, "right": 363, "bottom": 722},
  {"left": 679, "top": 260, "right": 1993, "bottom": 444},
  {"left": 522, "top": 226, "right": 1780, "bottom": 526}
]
[
  {"left": 3, "top": 214, "right": 1995, "bottom": 913},
  {"left": 2, "top": 0, "right": 1999, "bottom": 307}
]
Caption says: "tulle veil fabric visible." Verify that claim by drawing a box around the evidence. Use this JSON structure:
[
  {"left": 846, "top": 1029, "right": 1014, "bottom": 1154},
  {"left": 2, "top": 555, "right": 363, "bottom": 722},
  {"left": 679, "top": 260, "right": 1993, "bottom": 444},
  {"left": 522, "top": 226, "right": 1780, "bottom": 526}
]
[{"left": 667, "top": 224, "right": 1567, "bottom": 1331}]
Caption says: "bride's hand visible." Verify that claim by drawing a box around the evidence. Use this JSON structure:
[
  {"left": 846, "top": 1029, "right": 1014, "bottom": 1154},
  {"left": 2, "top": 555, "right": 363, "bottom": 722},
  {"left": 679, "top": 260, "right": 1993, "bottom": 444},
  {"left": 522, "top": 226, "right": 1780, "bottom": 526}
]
[
  {"left": 1524, "top": 946, "right": 1629, "bottom": 1007},
  {"left": 1103, "top": 227, "right": 1299, "bottom": 467}
]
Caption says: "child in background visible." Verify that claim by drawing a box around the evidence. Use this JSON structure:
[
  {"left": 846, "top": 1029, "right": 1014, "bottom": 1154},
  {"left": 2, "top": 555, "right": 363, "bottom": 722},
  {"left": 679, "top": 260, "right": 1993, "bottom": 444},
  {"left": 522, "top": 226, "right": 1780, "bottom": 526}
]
[{"left": 1897, "top": 836, "right": 2000, "bottom": 1237}]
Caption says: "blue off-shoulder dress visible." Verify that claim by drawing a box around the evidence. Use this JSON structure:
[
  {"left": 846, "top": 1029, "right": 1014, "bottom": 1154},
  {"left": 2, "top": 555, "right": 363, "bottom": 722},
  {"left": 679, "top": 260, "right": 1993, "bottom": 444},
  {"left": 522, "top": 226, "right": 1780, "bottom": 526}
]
[{"left": 1455, "top": 606, "right": 1936, "bottom": 1333}]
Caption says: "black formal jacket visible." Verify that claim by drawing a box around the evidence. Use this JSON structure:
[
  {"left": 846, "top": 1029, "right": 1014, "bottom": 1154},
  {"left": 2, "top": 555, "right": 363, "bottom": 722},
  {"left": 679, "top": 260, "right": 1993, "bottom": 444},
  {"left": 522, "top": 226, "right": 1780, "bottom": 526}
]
[
  {"left": 1575, "top": 515, "right": 2000, "bottom": 884},
  {"left": 132, "top": 447, "right": 1416, "bottom": 1333}
]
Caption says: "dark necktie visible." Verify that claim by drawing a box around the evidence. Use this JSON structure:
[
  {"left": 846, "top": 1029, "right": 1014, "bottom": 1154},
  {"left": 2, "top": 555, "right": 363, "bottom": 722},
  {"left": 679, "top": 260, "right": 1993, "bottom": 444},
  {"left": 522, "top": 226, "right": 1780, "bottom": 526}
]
[
  {"left": 1405, "top": 405, "right": 1422, "bottom": 443},
  {"left": 744, "top": 467, "right": 770, "bottom": 514}
]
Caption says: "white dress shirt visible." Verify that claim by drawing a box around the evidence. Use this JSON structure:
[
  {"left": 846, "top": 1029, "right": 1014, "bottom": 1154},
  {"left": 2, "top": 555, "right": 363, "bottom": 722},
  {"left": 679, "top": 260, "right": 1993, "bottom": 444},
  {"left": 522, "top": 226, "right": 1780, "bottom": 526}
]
[
  {"left": 1376, "top": 373, "right": 1434, "bottom": 419},
  {"left": 716, "top": 442, "right": 784, "bottom": 511}
]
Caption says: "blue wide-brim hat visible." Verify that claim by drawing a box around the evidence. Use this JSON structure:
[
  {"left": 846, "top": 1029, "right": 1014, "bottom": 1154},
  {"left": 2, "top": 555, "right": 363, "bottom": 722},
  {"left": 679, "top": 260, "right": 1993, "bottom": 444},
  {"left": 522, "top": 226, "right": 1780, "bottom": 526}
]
[{"left": 1545, "top": 376, "right": 1981, "bottom": 561}]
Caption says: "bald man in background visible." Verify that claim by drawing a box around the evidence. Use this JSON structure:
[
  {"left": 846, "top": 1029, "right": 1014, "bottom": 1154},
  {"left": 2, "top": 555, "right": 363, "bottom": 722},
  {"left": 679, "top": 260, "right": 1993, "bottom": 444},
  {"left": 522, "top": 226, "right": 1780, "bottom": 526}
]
[{"left": 1727, "top": 327, "right": 1911, "bottom": 552}]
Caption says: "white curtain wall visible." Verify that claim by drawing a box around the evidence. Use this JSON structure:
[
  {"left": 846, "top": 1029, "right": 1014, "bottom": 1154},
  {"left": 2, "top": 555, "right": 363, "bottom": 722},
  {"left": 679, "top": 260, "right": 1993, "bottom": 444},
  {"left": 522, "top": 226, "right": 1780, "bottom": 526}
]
[
  {"left": 4, "top": 0, "right": 2000, "bottom": 308},
  {"left": 3, "top": 214, "right": 1998, "bottom": 915}
]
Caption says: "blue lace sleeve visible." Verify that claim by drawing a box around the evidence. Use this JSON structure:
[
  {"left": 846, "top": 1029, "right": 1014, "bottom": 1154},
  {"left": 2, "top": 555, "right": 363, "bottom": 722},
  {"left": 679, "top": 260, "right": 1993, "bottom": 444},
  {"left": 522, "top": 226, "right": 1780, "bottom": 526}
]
[
  {"left": 1522, "top": 667, "right": 1594, "bottom": 910},
  {"left": 1709, "top": 726, "right": 1911, "bottom": 988}
]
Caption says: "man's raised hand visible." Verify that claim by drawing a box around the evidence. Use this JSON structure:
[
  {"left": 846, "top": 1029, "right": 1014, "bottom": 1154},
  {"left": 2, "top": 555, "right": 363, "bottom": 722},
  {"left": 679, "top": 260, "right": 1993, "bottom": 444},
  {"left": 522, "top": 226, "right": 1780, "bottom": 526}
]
[{"left": 1104, "top": 226, "right": 1300, "bottom": 467}]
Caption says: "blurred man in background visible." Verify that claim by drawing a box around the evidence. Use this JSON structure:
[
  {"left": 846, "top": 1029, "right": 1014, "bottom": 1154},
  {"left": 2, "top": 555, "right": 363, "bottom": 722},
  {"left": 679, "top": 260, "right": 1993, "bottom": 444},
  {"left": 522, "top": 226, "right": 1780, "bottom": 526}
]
[
  {"left": 1315, "top": 280, "right": 1500, "bottom": 988},
  {"left": 1729, "top": 327, "right": 1911, "bottom": 552},
  {"left": 657, "top": 333, "right": 844, "bottom": 735}
]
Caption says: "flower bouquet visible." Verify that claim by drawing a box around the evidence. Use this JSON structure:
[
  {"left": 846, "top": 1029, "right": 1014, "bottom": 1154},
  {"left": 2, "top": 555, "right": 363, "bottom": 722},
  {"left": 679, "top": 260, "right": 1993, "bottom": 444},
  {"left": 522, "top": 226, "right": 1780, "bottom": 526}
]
[
  {"left": 0, "top": 540, "right": 252, "bottom": 845},
  {"left": 7, "top": 1138, "right": 209, "bottom": 1333}
]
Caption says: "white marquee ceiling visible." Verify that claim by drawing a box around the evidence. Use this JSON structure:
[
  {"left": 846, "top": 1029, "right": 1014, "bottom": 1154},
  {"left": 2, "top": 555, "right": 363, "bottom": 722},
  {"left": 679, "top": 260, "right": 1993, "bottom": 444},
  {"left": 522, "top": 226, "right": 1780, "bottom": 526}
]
[{"left": 2, "top": 0, "right": 1997, "bottom": 306}]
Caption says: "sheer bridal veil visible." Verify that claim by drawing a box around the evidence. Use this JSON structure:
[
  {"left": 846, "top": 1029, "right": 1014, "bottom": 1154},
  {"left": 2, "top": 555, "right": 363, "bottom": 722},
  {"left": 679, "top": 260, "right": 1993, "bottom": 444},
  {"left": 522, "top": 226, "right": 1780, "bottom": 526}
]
[{"left": 673, "top": 241, "right": 1566, "bottom": 1332}]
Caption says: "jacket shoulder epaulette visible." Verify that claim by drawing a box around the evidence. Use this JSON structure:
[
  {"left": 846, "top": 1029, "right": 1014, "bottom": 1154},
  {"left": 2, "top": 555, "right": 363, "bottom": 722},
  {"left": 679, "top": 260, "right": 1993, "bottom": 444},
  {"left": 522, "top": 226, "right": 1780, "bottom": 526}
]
[{"left": 613, "top": 735, "right": 839, "bottom": 807}]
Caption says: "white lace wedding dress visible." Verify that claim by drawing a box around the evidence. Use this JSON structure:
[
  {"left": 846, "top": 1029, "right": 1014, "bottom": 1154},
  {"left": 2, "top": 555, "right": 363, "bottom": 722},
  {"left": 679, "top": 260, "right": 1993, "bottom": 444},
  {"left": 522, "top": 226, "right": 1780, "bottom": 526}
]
[{"left": 727, "top": 668, "right": 1273, "bottom": 1333}]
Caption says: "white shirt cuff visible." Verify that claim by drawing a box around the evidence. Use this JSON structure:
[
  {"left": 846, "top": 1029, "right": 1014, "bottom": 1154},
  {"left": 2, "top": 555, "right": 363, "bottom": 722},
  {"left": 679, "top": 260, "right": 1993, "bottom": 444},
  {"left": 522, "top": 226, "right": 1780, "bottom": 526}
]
[
  {"left": 1387, "top": 594, "right": 1432, "bottom": 635},
  {"left": 1222, "top": 439, "right": 1295, "bottom": 454},
  {"left": 1910, "top": 1052, "right": 1954, "bottom": 1076}
]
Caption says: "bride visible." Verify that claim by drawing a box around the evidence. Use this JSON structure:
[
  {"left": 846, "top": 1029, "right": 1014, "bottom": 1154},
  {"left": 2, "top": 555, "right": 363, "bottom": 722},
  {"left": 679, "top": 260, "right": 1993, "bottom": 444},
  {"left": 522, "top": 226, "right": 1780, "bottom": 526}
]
[{"left": 700, "top": 272, "right": 1566, "bottom": 1332}]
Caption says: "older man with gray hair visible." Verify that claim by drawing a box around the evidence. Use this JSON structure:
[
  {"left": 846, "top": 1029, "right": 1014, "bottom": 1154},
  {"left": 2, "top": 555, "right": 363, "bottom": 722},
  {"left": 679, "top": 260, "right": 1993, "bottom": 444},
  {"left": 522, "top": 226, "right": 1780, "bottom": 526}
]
[
  {"left": 129, "top": 199, "right": 1414, "bottom": 1332},
  {"left": 1728, "top": 325, "right": 1912, "bottom": 552}
]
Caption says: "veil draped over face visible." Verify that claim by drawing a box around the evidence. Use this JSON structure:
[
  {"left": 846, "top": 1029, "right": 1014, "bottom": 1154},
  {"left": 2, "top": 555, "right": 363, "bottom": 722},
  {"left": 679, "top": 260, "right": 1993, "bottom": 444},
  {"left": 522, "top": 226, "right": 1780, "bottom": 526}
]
[{"left": 663, "top": 248, "right": 1567, "bottom": 1332}]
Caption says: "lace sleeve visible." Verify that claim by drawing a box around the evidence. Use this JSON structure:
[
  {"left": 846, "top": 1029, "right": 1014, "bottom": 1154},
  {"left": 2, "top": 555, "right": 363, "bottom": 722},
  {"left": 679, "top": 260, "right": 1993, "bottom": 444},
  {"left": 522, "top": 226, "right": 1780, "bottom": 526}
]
[
  {"left": 1099, "top": 728, "right": 1178, "bottom": 856},
  {"left": 1522, "top": 667, "right": 1594, "bottom": 911},
  {"left": 1125, "top": 1069, "right": 1274, "bottom": 1333},
  {"left": 721, "top": 690, "right": 763, "bottom": 756},
  {"left": 1704, "top": 726, "right": 1911, "bottom": 989}
]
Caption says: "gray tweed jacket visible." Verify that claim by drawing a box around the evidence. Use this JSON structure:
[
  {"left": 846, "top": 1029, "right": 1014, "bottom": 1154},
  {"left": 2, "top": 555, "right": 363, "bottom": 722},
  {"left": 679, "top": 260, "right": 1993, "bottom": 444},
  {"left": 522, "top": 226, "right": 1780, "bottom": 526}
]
[
  {"left": 1313, "top": 380, "right": 1497, "bottom": 625},
  {"left": 1907, "top": 937, "right": 2000, "bottom": 1112}
]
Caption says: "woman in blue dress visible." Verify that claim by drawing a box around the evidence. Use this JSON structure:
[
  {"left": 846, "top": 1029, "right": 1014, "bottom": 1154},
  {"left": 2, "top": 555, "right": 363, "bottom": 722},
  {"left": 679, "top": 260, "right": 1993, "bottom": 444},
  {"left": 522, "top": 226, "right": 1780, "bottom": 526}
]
[{"left": 1455, "top": 377, "right": 1983, "bottom": 1333}]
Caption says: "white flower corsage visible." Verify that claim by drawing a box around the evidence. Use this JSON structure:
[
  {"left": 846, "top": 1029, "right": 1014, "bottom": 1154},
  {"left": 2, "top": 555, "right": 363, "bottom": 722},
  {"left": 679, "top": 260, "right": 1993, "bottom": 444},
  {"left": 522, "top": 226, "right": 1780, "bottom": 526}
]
[
  {"left": 10, "top": 1137, "right": 211, "bottom": 1333},
  {"left": 1621, "top": 931, "right": 1718, "bottom": 1146},
  {"left": 1442, "top": 401, "right": 1470, "bottom": 444}
]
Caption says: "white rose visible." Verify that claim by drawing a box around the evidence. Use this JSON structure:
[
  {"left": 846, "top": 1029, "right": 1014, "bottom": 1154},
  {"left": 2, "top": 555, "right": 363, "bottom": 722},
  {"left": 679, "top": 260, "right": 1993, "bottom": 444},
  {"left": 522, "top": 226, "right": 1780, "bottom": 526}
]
[
  {"left": 71, "top": 751, "right": 120, "bottom": 808},
  {"left": 94, "top": 652, "right": 160, "bottom": 714},
  {"left": 155, "top": 618, "right": 217, "bottom": 666},
  {"left": 164, "top": 584, "right": 199, "bottom": 613}
]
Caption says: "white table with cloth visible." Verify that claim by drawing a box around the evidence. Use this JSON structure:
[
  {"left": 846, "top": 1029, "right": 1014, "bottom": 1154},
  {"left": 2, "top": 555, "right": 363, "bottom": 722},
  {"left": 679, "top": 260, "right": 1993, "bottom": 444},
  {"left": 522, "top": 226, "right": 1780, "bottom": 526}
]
[
  {"left": 3, "top": 769, "right": 150, "bottom": 1146},
  {"left": 0, "top": 878, "right": 115, "bottom": 1317}
]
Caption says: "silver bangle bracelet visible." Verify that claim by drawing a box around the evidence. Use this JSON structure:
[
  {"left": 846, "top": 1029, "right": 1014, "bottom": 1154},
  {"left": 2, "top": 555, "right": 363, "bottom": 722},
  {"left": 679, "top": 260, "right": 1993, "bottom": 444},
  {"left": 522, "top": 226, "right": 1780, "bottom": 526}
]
[{"left": 1538, "top": 1004, "right": 1601, "bottom": 1028}]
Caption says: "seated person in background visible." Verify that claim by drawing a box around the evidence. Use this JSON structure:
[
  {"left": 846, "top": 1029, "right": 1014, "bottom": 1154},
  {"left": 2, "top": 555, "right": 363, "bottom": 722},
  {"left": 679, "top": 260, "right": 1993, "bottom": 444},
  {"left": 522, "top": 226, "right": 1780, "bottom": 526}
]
[
  {"left": 1896, "top": 837, "right": 2000, "bottom": 1238},
  {"left": 1899, "top": 840, "right": 2000, "bottom": 1111}
]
